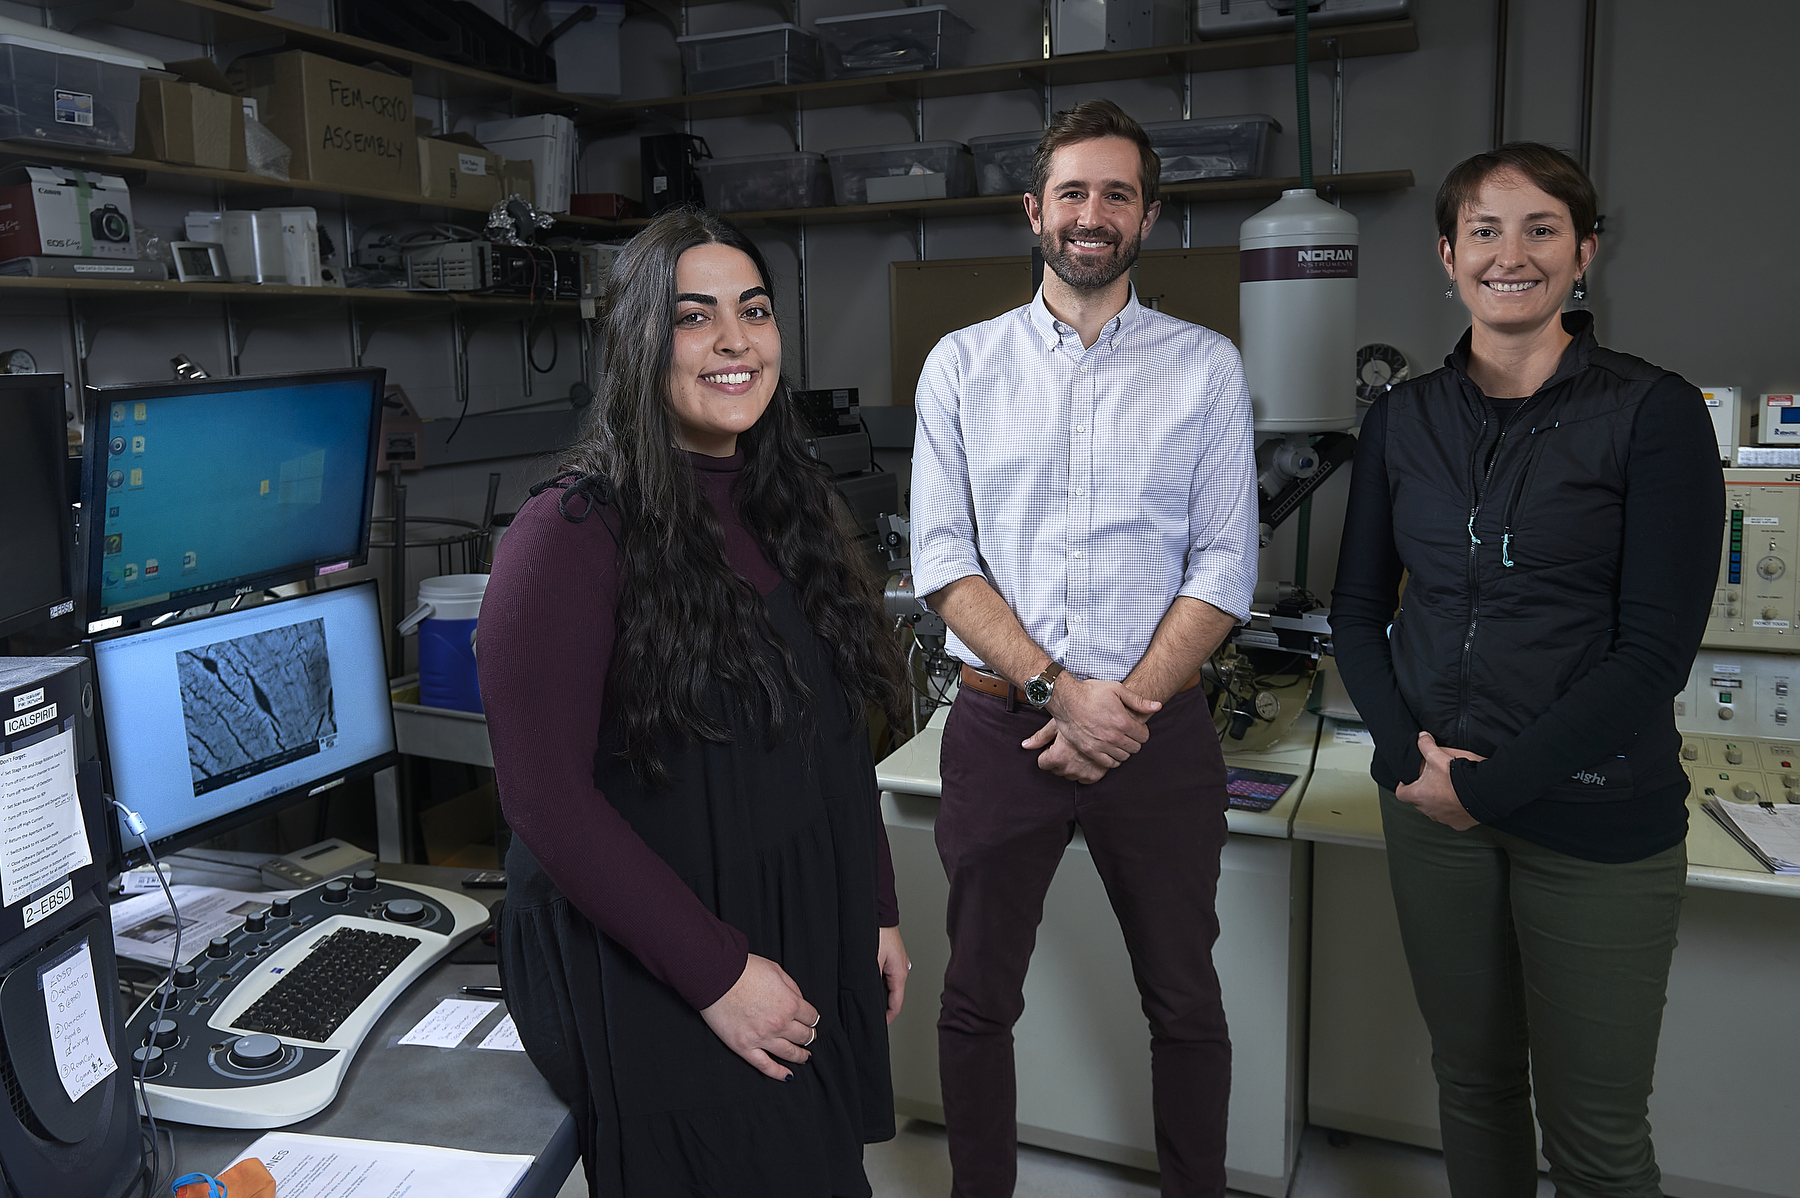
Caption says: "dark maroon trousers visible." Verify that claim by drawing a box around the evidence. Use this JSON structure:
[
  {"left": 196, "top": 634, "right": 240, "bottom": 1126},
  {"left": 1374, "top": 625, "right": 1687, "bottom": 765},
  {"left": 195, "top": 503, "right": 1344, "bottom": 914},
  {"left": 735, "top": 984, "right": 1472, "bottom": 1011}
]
[{"left": 934, "top": 682, "right": 1232, "bottom": 1198}]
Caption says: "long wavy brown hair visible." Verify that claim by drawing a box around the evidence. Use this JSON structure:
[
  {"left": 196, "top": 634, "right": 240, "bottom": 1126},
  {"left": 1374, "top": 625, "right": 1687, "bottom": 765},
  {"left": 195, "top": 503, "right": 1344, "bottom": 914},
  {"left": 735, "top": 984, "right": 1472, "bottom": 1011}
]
[{"left": 548, "top": 207, "right": 904, "bottom": 783}]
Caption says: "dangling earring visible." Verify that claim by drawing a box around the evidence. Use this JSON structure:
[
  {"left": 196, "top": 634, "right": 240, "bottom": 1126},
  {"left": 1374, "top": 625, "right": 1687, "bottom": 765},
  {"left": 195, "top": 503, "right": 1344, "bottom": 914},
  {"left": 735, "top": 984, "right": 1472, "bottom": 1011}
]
[
  {"left": 1444, "top": 282, "right": 1455, "bottom": 299},
  {"left": 1571, "top": 275, "right": 1587, "bottom": 302}
]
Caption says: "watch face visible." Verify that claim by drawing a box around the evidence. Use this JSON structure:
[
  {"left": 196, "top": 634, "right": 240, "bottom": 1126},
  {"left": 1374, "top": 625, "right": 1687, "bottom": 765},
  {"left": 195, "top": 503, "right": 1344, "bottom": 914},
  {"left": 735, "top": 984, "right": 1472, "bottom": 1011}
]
[{"left": 1025, "top": 679, "right": 1051, "bottom": 706}]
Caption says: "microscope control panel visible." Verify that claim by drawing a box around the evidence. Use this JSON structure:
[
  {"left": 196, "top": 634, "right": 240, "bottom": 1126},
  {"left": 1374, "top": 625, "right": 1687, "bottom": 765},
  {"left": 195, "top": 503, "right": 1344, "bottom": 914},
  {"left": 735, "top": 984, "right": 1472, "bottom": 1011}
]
[
  {"left": 1704, "top": 472, "right": 1800, "bottom": 650},
  {"left": 1677, "top": 650, "right": 1800, "bottom": 804}
]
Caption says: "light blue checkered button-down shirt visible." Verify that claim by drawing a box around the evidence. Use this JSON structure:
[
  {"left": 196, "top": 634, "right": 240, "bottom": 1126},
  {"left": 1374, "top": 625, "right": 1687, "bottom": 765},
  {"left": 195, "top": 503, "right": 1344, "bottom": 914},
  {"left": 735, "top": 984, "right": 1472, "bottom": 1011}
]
[{"left": 911, "top": 286, "right": 1259, "bottom": 682}]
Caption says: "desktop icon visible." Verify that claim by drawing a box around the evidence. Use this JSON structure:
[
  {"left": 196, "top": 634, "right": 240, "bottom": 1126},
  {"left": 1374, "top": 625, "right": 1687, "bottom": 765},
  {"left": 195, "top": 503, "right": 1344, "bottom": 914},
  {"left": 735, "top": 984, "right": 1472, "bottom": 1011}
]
[
  {"left": 144, "top": 559, "right": 159, "bottom": 578},
  {"left": 108, "top": 506, "right": 119, "bottom": 518},
  {"left": 111, "top": 403, "right": 126, "bottom": 424},
  {"left": 103, "top": 534, "right": 122, "bottom": 556},
  {"left": 103, "top": 570, "right": 119, "bottom": 586},
  {"left": 133, "top": 402, "right": 147, "bottom": 422},
  {"left": 109, "top": 436, "right": 126, "bottom": 456},
  {"left": 122, "top": 563, "right": 138, "bottom": 582},
  {"left": 132, "top": 435, "right": 145, "bottom": 455},
  {"left": 182, "top": 550, "right": 198, "bottom": 572},
  {"left": 129, "top": 468, "right": 143, "bottom": 489},
  {"left": 107, "top": 469, "right": 124, "bottom": 489}
]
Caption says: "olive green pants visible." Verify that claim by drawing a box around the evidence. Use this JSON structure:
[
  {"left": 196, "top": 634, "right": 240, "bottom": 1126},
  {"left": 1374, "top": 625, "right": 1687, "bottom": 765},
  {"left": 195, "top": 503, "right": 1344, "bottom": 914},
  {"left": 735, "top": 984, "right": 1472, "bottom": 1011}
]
[{"left": 1378, "top": 789, "right": 1687, "bottom": 1198}]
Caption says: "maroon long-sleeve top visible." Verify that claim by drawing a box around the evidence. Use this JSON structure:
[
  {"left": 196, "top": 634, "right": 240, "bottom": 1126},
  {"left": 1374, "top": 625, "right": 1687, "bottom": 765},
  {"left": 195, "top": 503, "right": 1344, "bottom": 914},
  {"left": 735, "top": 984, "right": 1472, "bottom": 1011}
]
[{"left": 478, "top": 450, "right": 899, "bottom": 1011}]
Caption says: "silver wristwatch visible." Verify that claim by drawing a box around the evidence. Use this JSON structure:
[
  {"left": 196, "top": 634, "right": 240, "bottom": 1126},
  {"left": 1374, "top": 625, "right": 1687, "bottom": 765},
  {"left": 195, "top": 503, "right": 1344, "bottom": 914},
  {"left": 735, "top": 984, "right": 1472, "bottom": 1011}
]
[{"left": 1024, "top": 661, "right": 1065, "bottom": 709}]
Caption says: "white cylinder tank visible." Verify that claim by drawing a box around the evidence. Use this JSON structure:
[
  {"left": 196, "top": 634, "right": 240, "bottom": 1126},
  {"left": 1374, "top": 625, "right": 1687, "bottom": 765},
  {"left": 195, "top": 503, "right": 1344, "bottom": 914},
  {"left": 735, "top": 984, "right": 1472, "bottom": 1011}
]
[{"left": 1238, "top": 188, "right": 1359, "bottom": 433}]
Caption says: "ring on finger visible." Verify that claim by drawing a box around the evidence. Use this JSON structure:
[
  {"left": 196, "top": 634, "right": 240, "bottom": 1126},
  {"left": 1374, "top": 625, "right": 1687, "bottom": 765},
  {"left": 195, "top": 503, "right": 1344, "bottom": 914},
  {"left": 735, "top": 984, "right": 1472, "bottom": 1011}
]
[{"left": 806, "top": 1027, "right": 817, "bottom": 1047}]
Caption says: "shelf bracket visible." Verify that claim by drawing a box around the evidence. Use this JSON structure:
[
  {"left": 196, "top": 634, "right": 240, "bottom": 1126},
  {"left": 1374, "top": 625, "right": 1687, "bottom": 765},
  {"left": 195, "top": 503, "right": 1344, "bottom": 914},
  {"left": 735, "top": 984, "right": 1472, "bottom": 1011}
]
[
  {"left": 43, "top": 0, "right": 131, "bottom": 33},
  {"left": 224, "top": 299, "right": 242, "bottom": 375}
]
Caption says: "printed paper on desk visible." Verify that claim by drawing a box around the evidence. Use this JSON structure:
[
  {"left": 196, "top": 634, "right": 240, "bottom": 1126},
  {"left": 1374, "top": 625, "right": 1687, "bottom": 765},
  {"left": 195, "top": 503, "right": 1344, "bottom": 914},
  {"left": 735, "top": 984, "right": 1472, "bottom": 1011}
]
[
  {"left": 477, "top": 1013, "right": 525, "bottom": 1051},
  {"left": 40, "top": 939, "right": 117, "bottom": 1101},
  {"left": 227, "top": 1132, "right": 532, "bottom": 1198},
  {"left": 110, "top": 885, "right": 289, "bottom": 966},
  {"left": 1, "top": 729, "right": 92, "bottom": 907},
  {"left": 1332, "top": 727, "right": 1375, "bottom": 746},
  {"left": 398, "top": 997, "right": 497, "bottom": 1048}
]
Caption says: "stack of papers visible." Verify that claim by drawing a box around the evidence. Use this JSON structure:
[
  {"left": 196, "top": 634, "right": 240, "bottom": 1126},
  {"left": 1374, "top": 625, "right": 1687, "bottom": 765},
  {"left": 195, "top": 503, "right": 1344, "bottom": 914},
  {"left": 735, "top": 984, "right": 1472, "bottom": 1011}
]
[
  {"left": 226, "top": 1133, "right": 532, "bottom": 1198},
  {"left": 1702, "top": 797, "right": 1800, "bottom": 873}
]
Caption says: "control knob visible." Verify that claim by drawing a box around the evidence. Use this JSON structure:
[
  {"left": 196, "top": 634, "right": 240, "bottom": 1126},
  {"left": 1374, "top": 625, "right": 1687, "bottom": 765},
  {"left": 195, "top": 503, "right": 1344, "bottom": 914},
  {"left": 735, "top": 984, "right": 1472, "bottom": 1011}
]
[
  {"left": 131, "top": 1046, "right": 167, "bottom": 1079},
  {"left": 269, "top": 897, "right": 292, "bottom": 918},
  {"left": 173, "top": 964, "right": 198, "bottom": 989},
  {"left": 322, "top": 880, "right": 350, "bottom": 904},
  {"left": 1766, "top": 608, "right": 1781, "bottom": 621},
  {"left": 351, "top": 869, "right": 379, "bottom": 891},
  {"left": 228, "top": 1034, "right": 284, "bottom": 1070},
  {"left": 146, "top": 1019, "right": 179, "bottom": 1049},
  {"left": 151, "top": 982, "right": 178, "bottom": 1012},
  {"left": 1758, "top": 556, "right": 1786, "bottom": 581},
  {"left": 1726, "top": 747, "right": 1744, "bottom": 764},
  {"left": 206, "top": 936, "right": 231, "bottom": 959},
  {"left": 1734, "top": 784, "right": 1759, "bottom": 802},
  {"left": 1783, "top": 774, "right": 1798, "bottom": 789},
  {"left": 1719, "top": 707, "right": 1735, "bottom": 720},
  {"left": 243, "top": 911, "right": 266, "bottom": 933},
  {"left": 1681, "top": 745, "right": 1699, "bottom": 761},
  {"left": 382, "top": 899, "right": 428, "bottom": 924}
]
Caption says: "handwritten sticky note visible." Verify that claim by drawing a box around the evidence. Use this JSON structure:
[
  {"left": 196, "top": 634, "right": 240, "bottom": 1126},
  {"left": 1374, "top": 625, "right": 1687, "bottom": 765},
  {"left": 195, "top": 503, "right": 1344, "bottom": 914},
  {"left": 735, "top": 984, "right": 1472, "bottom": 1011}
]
[
  {"left": 477, "top": 1014, "right": 524, "bottom": 1052},
  {"left": 398, "top": 998, "right": 497, "bottom": 1048},
  {"left": 42, "top": 940, "right": 117, "bottom": 1101}
]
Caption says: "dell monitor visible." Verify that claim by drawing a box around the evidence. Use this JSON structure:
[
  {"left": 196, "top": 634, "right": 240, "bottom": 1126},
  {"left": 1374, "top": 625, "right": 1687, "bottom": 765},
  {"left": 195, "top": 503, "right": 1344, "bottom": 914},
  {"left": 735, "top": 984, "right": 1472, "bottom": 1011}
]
[
  {"left": 0, "top": 373, "right": 76, "bottom": 639},
  {"left": 81, "top": 368, "right": 385, "bottom": 632},
  {"left": 89, "top": 581, "right": 396, "bottom": 870}
]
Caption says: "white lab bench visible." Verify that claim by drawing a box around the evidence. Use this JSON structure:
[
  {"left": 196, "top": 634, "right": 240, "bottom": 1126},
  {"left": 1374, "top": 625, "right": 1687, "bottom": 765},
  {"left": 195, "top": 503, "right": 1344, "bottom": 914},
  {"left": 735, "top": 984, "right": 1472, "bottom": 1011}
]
[
  {"left": 1297, "top": 720, "right": 1800, "bottom": 1198},
  {"left": 877, "top": 704, "right": 1318, "bottom": 1197}
]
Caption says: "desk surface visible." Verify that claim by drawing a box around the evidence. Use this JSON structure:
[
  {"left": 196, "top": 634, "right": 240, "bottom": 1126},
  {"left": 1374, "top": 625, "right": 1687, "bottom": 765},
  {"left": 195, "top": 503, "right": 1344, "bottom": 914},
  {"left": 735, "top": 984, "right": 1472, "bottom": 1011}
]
[
  {"left": 875, "top": 704, "right": 1320, "bottom": 840},
  {"left": 1294, "top": 718, "right": 1800, "bottom": 900},
  {"left": 165, "top": 865, "right": 575, "bottom": 1198}
]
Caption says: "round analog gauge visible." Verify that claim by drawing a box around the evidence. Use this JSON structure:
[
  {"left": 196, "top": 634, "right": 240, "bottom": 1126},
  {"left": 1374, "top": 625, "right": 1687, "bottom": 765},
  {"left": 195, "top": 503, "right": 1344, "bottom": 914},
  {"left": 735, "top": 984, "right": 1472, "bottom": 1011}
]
[
  {"left": 1254, "top": 690, "right": 1282, "bottom": 721},
  {"left": 1356, "top": 343, "right": 1410, "bottom": 403},
  {"left": 2, "top": 348, "right": 36, "bottom": 374}
]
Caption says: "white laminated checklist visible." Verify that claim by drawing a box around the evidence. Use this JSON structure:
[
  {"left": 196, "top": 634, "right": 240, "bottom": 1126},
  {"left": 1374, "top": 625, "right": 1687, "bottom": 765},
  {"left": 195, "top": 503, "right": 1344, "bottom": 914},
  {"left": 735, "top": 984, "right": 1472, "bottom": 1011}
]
[
  {"left": 397, "top": 997, "right": 497, "bottom": 1048},
  {"left": 1, "top": 728, "right": 92, "bottom": 907}
]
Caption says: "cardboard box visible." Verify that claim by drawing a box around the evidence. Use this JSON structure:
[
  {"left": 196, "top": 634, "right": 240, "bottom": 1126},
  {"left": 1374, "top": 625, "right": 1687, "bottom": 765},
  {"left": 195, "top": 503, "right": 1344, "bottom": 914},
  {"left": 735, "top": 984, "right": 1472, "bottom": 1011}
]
[
  {"left": 233, "top": 50, "right": 416, "bottom": 194},
  {"left": 135, "top": 58, "right": 246, "bottom": 171},
  {"left": 0, "top": 166, "right": 135, "bottom": 260},
  {"left": 499, "top": 156, "right": 535, "bottom": 203},
  {"left": 418, "top": 131, "right": 501, "bottom": 208}
]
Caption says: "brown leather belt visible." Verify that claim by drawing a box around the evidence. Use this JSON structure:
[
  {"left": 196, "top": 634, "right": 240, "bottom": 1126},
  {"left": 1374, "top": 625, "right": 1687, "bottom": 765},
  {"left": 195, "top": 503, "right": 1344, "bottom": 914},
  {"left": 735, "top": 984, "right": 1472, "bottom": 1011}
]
[{"left": 959, "top": 664, "right": 1200, "bottom": 705}]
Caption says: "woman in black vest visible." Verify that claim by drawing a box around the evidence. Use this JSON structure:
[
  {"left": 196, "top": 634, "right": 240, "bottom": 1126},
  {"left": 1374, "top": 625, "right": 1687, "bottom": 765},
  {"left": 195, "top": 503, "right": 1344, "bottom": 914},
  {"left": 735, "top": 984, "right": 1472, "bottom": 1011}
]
[{"left": 1331, "top": 144, "right": 1723, "bottom": 1197}]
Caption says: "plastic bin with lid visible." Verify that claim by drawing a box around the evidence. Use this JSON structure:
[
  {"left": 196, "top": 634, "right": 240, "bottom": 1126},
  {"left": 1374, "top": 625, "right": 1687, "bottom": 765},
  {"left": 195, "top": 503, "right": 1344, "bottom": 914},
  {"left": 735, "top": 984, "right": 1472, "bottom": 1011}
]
[
  {"left": 968, "top": 130, "right": 1044, "bottom": 197},
  {"left": 825, "top": 141, "right": 974, "bottom": 206},
  {"left": 541, "top": 1, "right": 625, "bottom": 97},
  {"left": 812, "top": 5, "right": 975, "bottom": 78},
  {"left": 1142, "top": 114, "right": 1280, "bottom": 183},
  {"left": 677, "top": 24, "right": 821, "bottom": 93},
  {"left": 0, "top": 15, "right": 160, "bottom": 152},
  {"left": 698, "top": 151, "right": 833, "bottom": 213}
]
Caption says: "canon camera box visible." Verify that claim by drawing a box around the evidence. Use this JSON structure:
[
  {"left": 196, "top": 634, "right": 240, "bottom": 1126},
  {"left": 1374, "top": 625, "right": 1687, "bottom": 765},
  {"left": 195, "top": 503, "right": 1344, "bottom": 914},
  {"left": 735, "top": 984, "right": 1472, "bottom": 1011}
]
[{"left": 0, "top": 166, "right": 135, "bottom": 260}]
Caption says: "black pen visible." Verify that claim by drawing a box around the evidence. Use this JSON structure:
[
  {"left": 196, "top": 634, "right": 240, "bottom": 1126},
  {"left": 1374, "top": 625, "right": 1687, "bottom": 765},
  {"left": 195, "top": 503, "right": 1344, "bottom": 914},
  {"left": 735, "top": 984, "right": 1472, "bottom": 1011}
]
[{"left": 461, "top": 986, "right": 505, "bottom": 998}]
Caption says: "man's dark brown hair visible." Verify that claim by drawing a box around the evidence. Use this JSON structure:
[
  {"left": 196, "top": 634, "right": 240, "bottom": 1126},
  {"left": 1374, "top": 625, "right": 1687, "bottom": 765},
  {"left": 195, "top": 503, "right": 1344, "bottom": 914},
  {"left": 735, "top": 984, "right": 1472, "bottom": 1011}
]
[
  {"left": 1030, "top": 98, "right": 1161, "bottom": 206},
  {"left": 1435, "top": 141, "right": 1599, "bottom": 245}
]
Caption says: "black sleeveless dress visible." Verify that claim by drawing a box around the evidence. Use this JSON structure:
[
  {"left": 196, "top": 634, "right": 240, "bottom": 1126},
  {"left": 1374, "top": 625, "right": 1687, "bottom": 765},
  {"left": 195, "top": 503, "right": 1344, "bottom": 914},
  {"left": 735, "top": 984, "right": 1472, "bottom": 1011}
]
[{"left": 498, "top": 578, "right": 894, "bottom": 1198}]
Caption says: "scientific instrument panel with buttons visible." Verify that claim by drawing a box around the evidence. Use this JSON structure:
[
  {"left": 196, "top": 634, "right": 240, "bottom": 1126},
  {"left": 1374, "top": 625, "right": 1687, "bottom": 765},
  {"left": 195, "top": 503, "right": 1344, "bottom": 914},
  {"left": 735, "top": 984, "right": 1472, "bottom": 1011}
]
[
  {"left": 1676, "top": 651, "right": 1800, "bottom": 805},
  {"left": 1704, "top": 471, "right": 1800, "bottom": 650}
]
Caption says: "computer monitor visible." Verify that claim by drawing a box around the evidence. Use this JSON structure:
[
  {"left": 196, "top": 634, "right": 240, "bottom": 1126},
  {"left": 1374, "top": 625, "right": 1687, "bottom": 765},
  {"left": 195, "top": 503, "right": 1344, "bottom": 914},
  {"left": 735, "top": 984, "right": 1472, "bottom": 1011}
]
[
  {"left": 80, "top": 368, "right": 386, "bottom": 632},
  {"left": 0, "top": 373, "right": 76, "bottom": 639},
  {"left": 89, "top": 581, "right": 396, "bottom": 870}
]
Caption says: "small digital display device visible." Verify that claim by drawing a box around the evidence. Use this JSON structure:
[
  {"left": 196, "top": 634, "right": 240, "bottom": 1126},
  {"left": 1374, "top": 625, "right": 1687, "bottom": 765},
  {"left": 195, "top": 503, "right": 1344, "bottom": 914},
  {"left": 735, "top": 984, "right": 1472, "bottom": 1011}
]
[
  {"left": 0, "top": 374, "right": 76, "bottom": 639},
  {"left": 81, "top": 369, "right": 385, "bottom": 631},
  {"left": 170, "top": 240, "right": 229, "bottom": 283},
  {"left": 90, "top": 581, "right": 396, "bottom": 870}
]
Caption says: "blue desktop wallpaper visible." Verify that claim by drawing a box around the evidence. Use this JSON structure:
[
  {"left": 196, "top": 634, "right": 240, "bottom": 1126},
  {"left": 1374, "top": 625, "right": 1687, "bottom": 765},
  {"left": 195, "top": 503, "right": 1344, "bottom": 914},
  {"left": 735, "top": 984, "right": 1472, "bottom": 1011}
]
[{"left": 96, "top": 380, "right": 374, "bottom": 615}]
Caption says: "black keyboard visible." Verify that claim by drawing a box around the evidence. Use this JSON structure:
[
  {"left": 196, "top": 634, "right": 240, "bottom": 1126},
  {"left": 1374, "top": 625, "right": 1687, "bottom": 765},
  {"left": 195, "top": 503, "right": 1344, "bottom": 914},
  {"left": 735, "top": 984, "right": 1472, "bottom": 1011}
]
[{"left": 235, "top": 927, "right": 421, "bottom": 1042}]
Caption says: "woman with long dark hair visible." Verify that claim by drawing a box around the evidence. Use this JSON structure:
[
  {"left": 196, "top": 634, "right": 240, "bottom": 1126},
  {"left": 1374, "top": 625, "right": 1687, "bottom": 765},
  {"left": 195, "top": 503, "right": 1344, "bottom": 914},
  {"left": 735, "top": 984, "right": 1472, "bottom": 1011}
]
[
  {"left": 1332, "top": 143, "right": 1723, "bottom": 1196},
  {"left": 479, "top": 207, "right": 910, "bottom": 1196}
]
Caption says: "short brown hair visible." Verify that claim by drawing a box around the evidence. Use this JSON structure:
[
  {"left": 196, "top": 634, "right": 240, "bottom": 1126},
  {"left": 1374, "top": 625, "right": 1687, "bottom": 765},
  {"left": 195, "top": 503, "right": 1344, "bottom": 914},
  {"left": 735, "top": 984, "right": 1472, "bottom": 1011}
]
[
  {"left": 1435, "top": 142, "right": 1599, "bottom": 244},
  {"left": 1031, "top": 98, "right": 1161, "bottom": 206}
]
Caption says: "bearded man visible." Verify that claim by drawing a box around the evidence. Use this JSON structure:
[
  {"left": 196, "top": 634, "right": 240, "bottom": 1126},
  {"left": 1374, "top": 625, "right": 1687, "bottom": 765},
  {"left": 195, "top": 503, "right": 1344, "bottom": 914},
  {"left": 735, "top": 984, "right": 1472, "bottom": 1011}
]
[{"left": 909, "top": 98, "right": 1259, "bottom": 1198}]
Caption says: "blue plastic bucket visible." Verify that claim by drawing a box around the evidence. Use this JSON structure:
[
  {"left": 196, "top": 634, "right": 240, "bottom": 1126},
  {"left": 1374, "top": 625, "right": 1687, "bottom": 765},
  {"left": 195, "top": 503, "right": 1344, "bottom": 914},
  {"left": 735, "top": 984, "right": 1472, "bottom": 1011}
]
[{"left": 398, "top": 574, "right": 488, "bottom": 712}]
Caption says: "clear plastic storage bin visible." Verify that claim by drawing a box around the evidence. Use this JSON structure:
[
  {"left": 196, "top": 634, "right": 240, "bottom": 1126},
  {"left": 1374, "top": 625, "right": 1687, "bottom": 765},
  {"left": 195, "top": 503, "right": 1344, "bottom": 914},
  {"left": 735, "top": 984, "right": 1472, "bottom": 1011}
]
[
  {"left": 813, "top": 5, "right": 974, "bottom": 78},
  {"left": 698, "top": 151, "right": 833, "bottom": 213},
  {"left": 0, "top": 25, "right": 153, "bottom": 152},
  {"left": 1143, "top": 114, "right": 1280, "bottom": 182},
  {"left": 968, "top": 130, "right": 1042, "bottom": 196},
  {"left": 825, "top": 140, "right": 974, "bottom": 205},
  {"left": 677, "top": 23, "right": 821, "bottom": 93}
]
